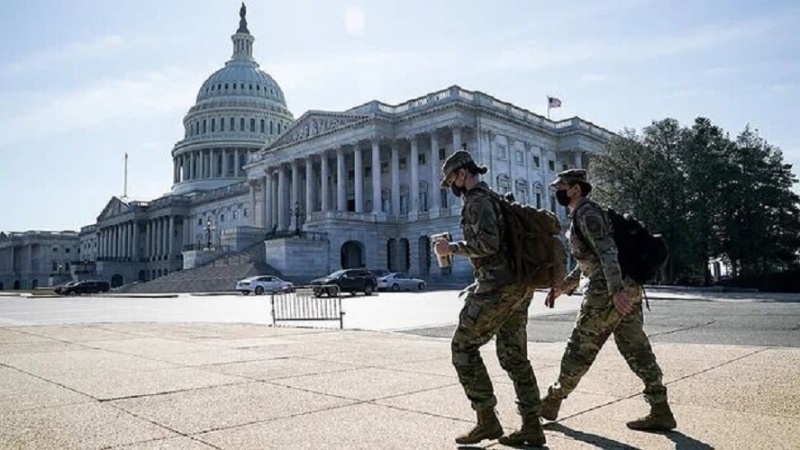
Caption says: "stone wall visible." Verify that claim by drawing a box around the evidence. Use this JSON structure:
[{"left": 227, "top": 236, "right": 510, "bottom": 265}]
[{"left": 264, "top": 238, "right": 330, "bottom": 283}]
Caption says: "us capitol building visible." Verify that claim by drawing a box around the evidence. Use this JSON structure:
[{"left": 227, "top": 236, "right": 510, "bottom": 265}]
[{"left": 0, "top": 5, "right": 613, "bottom": 291}]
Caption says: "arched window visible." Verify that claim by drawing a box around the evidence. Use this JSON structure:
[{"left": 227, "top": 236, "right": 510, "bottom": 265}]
[
  {"left": 260, "top": 119, "right": 265, "bottom": 133},
  {"left": 497, "top": 174, "right": 511, "bottom": 195},
  {"left": 515, "top": 179, "right": 529, "bottom": 204},
  {"left": 220, "top": 117, "right": 225, "bottom": 131},
  {"left": 250, "top": 118, "right": 255, "bottom": 132}
]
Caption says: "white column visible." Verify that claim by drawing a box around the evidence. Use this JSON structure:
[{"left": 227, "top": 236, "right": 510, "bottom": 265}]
[
  {"left": 155, "top": 219, "right": 161, "bottom": 258},
  {"left": 264, "top": 170, "right": 273, "bottom": 230},
  {"left": 132, "top": 222, "right": 138, "bottom": 261},
  {"left": 290, "top": 160, "right": 300, "bottom": 228},
  {"left": 168, "top": 216, "right": 175, "bottom": 259},
  {"left": 122, "top": 223, "right": 128, "bottom": 259},
  {"left": 430, "top": 132, "right": 441, "bottom": 210},
  {"left": 277, "top": 167, "right": 287, "bottom": 230},
  {"left": 337, "top": 147, "right": 346, "bottom": 211},
  {"left": 305, "top": 157, "right": 314, "bottom": 219},
  {"left": 410, "top": 136, "right": 419, "bottom": 214},
  {"left": 371, "top": 140, "right": 381, "bottom": 214},
  {"left": 573, "top": 150, "right": 582, "bottom": 168},
  {"left": 453, "top": 126, "right": 462, "bottom": 151},
  {"left": 354, "top": 143, "right": 363, "bottom": 213},
  {"left": 320, "top": 152, "right": 330, "bottom": 211},
  {"left": 391, "top": 140, "right": 400, "bottom": 215}
]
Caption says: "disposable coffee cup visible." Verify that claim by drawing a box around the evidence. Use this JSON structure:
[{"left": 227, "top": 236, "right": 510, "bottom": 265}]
[{"left": 431, "top": 232, "right": 453, "bottom": 269}]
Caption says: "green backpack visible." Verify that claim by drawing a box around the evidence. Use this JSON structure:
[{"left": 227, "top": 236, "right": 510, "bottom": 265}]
[{"left": 478, "top": 187, "right": 568, "bottom": 288}]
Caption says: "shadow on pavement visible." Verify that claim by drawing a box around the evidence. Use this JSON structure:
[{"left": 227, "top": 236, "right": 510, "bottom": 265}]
[{"left": 544, "top": 422, "right": 714, "bottom": 449}]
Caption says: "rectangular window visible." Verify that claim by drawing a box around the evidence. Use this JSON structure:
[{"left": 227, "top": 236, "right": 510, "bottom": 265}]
[
  {"left": 550, "top": 195, "right": 556, "bottom": 213},
  {"left": 548, "top": 160, "right": 555, "bottom": 171},
  {"left": 399, "top": 158, "right": 407, "bottom": 170},
  {"left": 439, "top": 148, "right": 446, "bottom": 160},
  {"left": 365, "top": 167, "right": 371, "bottom": 177},
  {"left": 418, "top": 153, "right": 427, "bottom": 166},
  {"left": 562, "top": 163, "right": 568, "bottom": 171},
  {"left": 515, "top": 150, "right": 524, "bottom": 165},
  {"left": 441, "top": 188, "right": 449, "bottom": 209},
  {"left": 381, "top": 162, "right": 388, "bottom": 174},
  {"left": 498, "top": 145, "right": 507, "bottom": 159},
  {"left": 233, "top": 210, "right": 238, "bottom": 219},
  {"left": 536, "top": 193, "right": 542, "bottom": 209},
  {"left": 243, "top": 208, "right": 249, "bottom": 217},
  {"left": 534, "top": 156, "right": 540, "bottom": 167},
  {"left": 348, "top": 169, "right": 354, "bottom": 181}
]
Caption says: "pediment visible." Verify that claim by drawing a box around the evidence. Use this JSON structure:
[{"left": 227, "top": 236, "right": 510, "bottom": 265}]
[
  {"left": 97, "top": 196, "right": 130, "bottom": 222},
  {"left": 270, "top": 111, "right": 370, "bottom": 148}
]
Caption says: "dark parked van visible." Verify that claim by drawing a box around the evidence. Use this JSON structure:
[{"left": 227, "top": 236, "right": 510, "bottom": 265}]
[{"left": 60, "top": 280, "right": 111, "bottom": 296}]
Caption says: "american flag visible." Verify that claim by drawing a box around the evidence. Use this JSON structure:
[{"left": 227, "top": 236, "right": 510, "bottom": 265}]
[{"left": 548, "top": 96, "right": 562, "bottom": 108}]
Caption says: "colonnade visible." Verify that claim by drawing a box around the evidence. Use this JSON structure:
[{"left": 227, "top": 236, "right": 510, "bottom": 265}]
[
  {"left": 97, "top": 216, "right": 179, "bottom": 261},
  {"left": 173, "top": 147, "right": 250, "bottom": 184}
]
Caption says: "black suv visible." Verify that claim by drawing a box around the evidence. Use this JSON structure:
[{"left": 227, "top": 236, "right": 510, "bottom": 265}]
[
  {"left": 309, "top": 269, "right": 377, "bottom": 297},
  {"left": 60, "top": 280, "right": 111, "bottom": 296}
]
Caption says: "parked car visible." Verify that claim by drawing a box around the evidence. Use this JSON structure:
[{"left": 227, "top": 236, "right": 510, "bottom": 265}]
[
  {"left": 236, "top": 275, "right": 294, "bottom": 295},
  {"left": 54, "top": 281, "right": 79, "bottom": 295},
  {"left": 377, "top": 272, "right": 426, "bottom": 292},
  {"left": 309, "top": 268, "right": 377, "bottom": 296},
  {"left": 60, "top": 280, "right": 111, "bottom": 296}
]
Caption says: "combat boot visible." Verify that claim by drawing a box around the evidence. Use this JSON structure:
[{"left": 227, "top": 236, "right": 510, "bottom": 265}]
[
  {"left": 626, "top": 402, "right": 677, "bottom": 431},
  {"left": 455, "top": 408, "right": 504, "bottom": 445},
  {"left": 498, "top": 414, "right": 546, "bottom": 447},
  {"left": 540, "top": 394, "right": 562, "bottom": 421}
]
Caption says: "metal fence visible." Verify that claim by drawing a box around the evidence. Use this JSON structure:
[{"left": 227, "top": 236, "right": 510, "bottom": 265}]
[{"left": 269, "top": 285, "right": 345, "bottom": 329}]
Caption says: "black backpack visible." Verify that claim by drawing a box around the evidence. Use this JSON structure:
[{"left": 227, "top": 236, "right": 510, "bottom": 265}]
[{"left": 574, "top": 204, "right": 669, "bottom": 285}]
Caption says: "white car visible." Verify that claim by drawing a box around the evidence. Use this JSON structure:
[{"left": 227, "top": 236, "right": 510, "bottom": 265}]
[
  {"left": 236, "top": 275, "right": 294, "bottom": 295},
  {"left": 377, "top": 272, "right": 426, "bottom": 292}
]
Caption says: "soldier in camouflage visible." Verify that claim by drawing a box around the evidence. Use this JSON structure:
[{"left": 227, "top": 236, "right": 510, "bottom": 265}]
[
  {"left": 433, "top": 149, "right": 546, "bottom": 447},
  {"left": 541, "top": 168, "right": 677, "bottom": 432}
]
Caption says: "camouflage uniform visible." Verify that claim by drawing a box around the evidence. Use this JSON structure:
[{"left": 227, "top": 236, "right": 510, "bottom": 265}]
[
  {"left": 439, "top": 151, "right": 544, "bottom": 445},
  {"left": 545, "top": 169, "right": 670, "bottom": 415}
]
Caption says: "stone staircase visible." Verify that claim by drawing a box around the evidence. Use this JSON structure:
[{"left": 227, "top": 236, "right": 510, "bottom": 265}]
[{"left": 116, "top": 242, "right": 281, "bottom": 294}]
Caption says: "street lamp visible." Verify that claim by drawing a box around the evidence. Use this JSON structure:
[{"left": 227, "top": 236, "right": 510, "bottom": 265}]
[
  {"left": 204, "top": 219, "right": 216, "bottom": 250},
  {"left": 289, "top": 201, "right": 304, "bottom": 235}
]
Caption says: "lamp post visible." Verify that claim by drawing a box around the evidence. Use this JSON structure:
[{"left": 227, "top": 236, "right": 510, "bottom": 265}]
[
  {"left": 204, "top": 219, "right": 216, "bottom": 250},
  {"left": 289, "top": 201, "right": 304, "bottom": 235}
]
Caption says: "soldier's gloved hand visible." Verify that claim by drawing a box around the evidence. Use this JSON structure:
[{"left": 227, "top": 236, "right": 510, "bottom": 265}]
[
  {"left": 612, "top": 291, "right": 633, "bottom": 315},
  {"left": 545, "top": 287, "right": 562, "bottom": 308}
]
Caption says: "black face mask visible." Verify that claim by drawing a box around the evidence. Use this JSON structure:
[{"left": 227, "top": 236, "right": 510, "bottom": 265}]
[
  {"left": 555, "top": 189, "right": 571, "bottom": 206},
  {"left": 451, "top": 184, "right": 467, "bottom": 198}
]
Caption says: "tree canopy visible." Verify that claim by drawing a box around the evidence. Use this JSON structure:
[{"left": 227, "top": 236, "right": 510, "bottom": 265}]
[{"left": 589, "top": 117, "right": 800, "bottom": 284}]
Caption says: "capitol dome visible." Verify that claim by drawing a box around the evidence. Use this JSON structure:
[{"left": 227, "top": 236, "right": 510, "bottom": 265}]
[{"left": 170, "top": 3, "right": 294, "bottom": 196}]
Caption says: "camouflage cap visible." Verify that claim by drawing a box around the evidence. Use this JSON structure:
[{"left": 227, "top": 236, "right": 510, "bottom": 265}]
[
  {"left": 440, "top": 150, "right": 486, "bottom": 187},
  {"left": 550, "top": 168, "right": 588, "bottom": 187}
]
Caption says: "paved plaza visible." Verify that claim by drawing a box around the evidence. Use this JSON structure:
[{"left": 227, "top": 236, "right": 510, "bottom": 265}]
[{"left": 0, "top": 288, "right": 798, "bottom": 449}]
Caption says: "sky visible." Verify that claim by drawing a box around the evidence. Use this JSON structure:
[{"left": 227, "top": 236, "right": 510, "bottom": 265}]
[{"left": 1, "top": 0, "right": 798, "bottom": 232}]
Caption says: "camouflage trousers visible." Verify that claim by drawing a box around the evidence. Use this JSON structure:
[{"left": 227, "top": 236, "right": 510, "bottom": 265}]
[
  {"left": 451, "top": 283, "right": 541, "bottom": 416},
  {"left": 547, "top": 282, "right": 668, "bottom": 405}
]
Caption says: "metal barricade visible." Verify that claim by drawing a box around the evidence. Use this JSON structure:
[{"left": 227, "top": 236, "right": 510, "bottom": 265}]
[{"left": 270, "top": 285, "right": 345, "bottom": 329}]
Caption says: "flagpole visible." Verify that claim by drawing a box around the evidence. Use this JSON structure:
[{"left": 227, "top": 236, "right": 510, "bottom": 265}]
[
  {"left": 123, "top": 152, "right": 128, "bottom": 199},
  {"left": 547, "top": 95, "right": 550, "bottom": 120}
]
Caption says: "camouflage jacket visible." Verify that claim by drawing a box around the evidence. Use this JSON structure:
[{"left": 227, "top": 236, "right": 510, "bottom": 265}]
[
  {"left": 448, "top": 181, "right": 515, "bottom": 290},
  {"left": 558, "top": 197, "right": 625, "bottom": 297}
]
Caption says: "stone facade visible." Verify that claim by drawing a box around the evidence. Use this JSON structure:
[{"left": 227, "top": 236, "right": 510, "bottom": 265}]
[
  {"left": 0, "top": 231, "right": 80, "bottom": 290},
  {"left": 245, "top": 86, "right": 610, "bottom": 282},
  {"left": 0, "top": 6, "right": 613, "bottom": 290}
]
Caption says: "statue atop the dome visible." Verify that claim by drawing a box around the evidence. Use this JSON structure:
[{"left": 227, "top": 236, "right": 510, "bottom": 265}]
[{"left": 237, "top": 2, "right": 249, "bottom": 33}]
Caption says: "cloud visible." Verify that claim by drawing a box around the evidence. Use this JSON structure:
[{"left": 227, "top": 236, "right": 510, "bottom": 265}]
[
  {"left": 0, "top": 66, "right": 209, "bottom": 146},
  {"left": 344, "top": 5, "right": 366, "bottom": 36},
  {"left": 1, "top": 35, "right": 127, "bottom": 75}
]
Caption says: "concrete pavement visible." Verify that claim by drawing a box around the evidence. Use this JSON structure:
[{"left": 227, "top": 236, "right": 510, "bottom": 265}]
[{"left": 1, "top": 320, "right": 798, "bottom": 449}]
